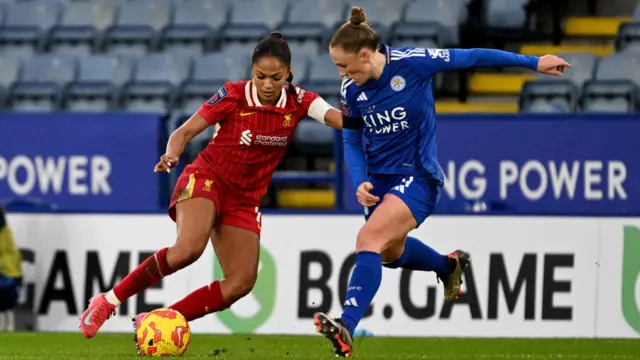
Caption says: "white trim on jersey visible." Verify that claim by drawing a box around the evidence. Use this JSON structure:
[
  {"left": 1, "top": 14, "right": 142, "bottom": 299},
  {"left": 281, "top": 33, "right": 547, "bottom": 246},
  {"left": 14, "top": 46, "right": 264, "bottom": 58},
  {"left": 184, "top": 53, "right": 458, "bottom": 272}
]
[
  {"left": 390, "top": 48, "right": 426, "bottom": 61},
  {"left": 357, "top": 92, "right": 368, "bottom": 101},
  {"left": 341, "top": 77, "right": 354, "bottom": 98},
  {"left": 244, "top": 80, "right": 287, "bottom": 108}
]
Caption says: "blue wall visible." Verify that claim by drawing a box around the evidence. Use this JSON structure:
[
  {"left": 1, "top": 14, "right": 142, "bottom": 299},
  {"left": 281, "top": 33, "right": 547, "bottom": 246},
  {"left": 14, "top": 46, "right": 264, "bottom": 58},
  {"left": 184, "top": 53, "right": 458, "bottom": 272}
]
[{"left": 1, "top": 112, "right": 638, "bottom": 216}]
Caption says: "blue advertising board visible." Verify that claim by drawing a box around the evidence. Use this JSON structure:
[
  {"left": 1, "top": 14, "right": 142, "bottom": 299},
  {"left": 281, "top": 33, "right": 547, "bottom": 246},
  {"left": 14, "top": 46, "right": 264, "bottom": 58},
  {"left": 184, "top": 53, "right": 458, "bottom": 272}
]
[
  {"left": 343, "top": 114, "right": 640, "bottom": 216},
  {"left": 0, "top": 112, "right": 166, "bottom": 212}
]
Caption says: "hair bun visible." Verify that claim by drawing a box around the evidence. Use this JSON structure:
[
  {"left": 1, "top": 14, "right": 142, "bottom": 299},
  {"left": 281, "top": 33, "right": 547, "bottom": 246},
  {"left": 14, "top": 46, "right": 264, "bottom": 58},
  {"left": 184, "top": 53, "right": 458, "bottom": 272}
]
[
  {"left": 268, "top": 31, "right": 284, "bottom": 39},
  {"left": 349, "top": 7, "right": 366, "bottom": 26}
]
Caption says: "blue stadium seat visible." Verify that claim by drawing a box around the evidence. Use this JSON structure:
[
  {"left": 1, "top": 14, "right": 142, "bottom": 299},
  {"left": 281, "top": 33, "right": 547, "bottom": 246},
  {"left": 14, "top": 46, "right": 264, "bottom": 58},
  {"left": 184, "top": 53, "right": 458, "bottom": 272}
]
[
  {"left": 519, "top": 80, "right": 578, "bottom": 113},
  {"left": 634, "top": 4, "right": 640, "bottom": 22},
  {"left": 595, "top": 53, "right": 640, "bottom": 87},
  {"left": 291, "top": 53, "right": 310, "bottom": 85},
  {"left": 0, "top": 55, "right": 21, "bottom": 106},
  {"left": 288, "top": 42, "right": 320, "bottom": 59},
  {"left": 403, "top": 0, "right": 467, "bottom": 46},
  {"left": 346, "top": 0, "right": 401, "bottom": 28},
  {"left": 391, "top": 22, "right": 441, "bottom": 47},
  {"left": 103, "top": 0, "right": 173, "bottom": 58},
  {"left": 0, "top": 1, "right": 62, "bottom": 54},
  {"left": 65, "top": 55, "right": 135, "bottom": 112},
  {"left": 161, "top": 0, "right": 229, "bottom": 57},
  {"left": 303, "top": 52, "right": 341, "bottom": 96},
  {"left": 10, "top": 53, "right": 77, "bottom": 112},
  {"left": 615, "top": 23, "right": 640, "bottom": 53},
  {"left": 122, "top": 52, "right": 192, "bottom": 113},
  {"left": 180, "top": 50, "right": 251, "bottom": 112},
  {"left": 293, "top": 119, "right": 335, "bottom": 155},
  {"left": 580, "top": 80, "right": 638, "bottom": 113},
  {"left": 280, "top": 0, "right": 344, "bottom": 43},
  {"left": 49, "top": 0, "right": 118, "bottom": 56},
  {"left": 537, "top": 52, "right": 596, "bottom": 88},
  {"left": 485, "top": 0, "right": 529, "bottom": 30},
  {"left": 221, "top": 0, "right": 287, "bottom": 45}
]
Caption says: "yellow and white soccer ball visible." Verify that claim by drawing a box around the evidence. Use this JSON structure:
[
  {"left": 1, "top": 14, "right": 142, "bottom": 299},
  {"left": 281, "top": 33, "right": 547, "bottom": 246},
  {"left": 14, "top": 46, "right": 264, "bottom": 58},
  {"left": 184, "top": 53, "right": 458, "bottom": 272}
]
[{"left": 136, "top": 308, "right": 191, "bottom": 357}]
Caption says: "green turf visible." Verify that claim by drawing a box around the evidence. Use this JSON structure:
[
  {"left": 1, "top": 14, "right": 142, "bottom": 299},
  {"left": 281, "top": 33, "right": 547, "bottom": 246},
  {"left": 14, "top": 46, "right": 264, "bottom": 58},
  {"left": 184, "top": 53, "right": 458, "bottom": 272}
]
[{"left": 0, "top": 333, "right": 638, "bottom": 359}]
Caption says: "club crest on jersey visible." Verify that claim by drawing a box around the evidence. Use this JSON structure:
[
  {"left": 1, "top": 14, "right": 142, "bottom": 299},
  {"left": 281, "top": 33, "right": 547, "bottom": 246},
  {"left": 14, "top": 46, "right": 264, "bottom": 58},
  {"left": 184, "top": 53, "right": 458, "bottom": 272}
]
[
  {"left": 390, "top": 76, "right": 406, "bottom": 92},
  {"left": 283, "top": 113, "right": 293, "bottom": 127},
  {"left": 206, "top": 86, "right": 228, "bottom": 106},
  {"left": 341, "top": 101, "right": 350, "bottom": 116}
]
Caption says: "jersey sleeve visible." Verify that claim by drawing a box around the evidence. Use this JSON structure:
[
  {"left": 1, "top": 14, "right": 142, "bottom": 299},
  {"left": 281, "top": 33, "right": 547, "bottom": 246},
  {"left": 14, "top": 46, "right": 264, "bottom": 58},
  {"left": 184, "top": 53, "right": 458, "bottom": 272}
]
[
  {"left": 340, "top": 78, "right": 363, "bottom": 130},
  {"left": 412, "top": 47, "right": 539, "bottom": 77},
  {"left": 196, "top": 82, "right": 239, "bottom": 125}
]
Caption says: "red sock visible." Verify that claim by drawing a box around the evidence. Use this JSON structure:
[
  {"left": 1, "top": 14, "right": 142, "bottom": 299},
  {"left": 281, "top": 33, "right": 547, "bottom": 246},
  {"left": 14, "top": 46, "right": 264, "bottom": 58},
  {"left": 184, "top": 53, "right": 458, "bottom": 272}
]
[
  {"left": 169, "top": 281, "right": 228, "bottom": 321},
  {"left": 113, "top": 247, "right": 175, "bottom": 302}
]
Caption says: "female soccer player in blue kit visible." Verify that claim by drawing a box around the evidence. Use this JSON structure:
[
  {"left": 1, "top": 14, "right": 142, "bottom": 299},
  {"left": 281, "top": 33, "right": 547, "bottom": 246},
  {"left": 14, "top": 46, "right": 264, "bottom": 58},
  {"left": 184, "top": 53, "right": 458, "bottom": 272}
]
[{"left": 313, "top": 7, "right": 572, "bottom": 357}]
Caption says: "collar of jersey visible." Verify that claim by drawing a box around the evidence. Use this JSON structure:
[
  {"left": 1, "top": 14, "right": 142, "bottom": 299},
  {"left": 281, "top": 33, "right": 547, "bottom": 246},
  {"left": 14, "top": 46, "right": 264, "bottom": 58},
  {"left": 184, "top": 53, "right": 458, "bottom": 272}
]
[{"left": 245, "top": 80, "right": 288, "bottom": 109}]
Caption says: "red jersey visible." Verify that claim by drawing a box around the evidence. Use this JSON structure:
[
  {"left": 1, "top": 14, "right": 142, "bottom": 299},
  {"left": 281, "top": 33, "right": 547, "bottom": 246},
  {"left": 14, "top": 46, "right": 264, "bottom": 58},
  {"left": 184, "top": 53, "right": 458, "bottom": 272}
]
[{"left": 192, "top": 80, "right": 321, "bottom": 202}]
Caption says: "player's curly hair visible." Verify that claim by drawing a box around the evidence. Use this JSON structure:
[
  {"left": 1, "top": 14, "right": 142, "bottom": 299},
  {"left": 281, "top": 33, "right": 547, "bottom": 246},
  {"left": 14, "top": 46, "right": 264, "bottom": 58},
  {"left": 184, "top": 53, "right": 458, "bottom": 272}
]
[
  {"left": 330, "top": 7, "right": 378, "bottom": 53},
  {"left": 252, "top": 31, "right": 300, "bottom": 105}
]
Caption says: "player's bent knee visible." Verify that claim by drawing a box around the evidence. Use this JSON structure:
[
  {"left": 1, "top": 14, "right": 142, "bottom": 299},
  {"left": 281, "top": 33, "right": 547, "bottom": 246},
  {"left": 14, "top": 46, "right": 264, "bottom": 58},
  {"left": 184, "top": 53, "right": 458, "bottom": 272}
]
[
  {"left": 167, "top": 233, "right": 209, "bottom": 269},
  {"left": 224, "top": 272, "right": 257, "bottom": 303},
  {"left": 355, "top": 224, "right": 388, "bottom": 253}
]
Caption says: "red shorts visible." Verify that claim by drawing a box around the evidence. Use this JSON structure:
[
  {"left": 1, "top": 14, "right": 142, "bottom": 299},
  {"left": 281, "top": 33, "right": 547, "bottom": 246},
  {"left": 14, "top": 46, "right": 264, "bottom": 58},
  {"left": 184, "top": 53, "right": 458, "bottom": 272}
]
[{"left": 168, "top": 165, "right": 263, "bottom": 236}]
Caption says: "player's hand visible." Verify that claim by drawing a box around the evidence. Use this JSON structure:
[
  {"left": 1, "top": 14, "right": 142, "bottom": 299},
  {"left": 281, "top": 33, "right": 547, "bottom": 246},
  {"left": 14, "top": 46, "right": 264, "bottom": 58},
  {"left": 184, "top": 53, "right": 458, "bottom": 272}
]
[
  {"left": 154, "top": 154, "right": 179, "bottom": 173},
  {"left": 356, "top": 182, "right": 380, "bottom": 207},
  {"left": 537, "top": 55, "right": 572, "bottom": 76}
]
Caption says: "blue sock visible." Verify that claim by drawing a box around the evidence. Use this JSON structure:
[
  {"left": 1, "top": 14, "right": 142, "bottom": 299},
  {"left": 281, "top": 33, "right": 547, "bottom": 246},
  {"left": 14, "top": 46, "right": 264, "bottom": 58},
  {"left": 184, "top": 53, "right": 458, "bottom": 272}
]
[
  {"left": 383, "top": 236, "right": 451, "bottom": 277},
  {"left": 341, "top": 251, "right": 382, "bottom": 336}
]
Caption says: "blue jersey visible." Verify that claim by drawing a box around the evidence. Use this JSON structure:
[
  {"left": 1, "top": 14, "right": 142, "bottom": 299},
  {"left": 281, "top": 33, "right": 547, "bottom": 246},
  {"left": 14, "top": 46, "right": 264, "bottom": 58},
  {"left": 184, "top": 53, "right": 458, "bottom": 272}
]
[{"left": 341, "top": 45, "right": 538, "bottom": 188}]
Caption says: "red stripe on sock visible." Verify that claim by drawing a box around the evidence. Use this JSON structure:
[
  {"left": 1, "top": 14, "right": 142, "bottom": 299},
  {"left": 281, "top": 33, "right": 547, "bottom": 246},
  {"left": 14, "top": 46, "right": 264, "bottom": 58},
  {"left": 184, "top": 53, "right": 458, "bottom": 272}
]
[{"left": 169, "top": 281, "right": 227, "bottom": 322}]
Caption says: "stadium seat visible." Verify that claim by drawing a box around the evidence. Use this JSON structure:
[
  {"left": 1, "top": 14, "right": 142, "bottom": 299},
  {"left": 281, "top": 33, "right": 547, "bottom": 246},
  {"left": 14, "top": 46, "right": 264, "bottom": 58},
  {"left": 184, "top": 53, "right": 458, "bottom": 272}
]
[
  {"left": 10, "top": 53, "right": 77, "bottom": 112},
  {"left": 580, "top": 80, "right": 638, "bottom": 113},
  {"left": 179, "top": 49, "right": 250, "bottom": 114},
  {"left": 49, "top": 0, "right": 117, "bottom": 56},
  {"left": 595, "top": 53, "right": 640, "bottom": 87},
  {"left": 280, "top": 0, "right": 344, "bottom": 43},
  {"left": 122, "top": 52, "right": 192, "bottom": 113},
  {"left": 65, "top": 55, "right": 135, "bottom": 112},
  {"left": 403, "top": 0, "right": 467, "bottom": 46},
  {"left": 615, "top": 23, "right": 640, "bottom": 53},
  {"left": 485, "top": 0, "right": 530, "bottom": 30},
  {"left": 390, "top": 22, "right": 441, "bottom": 48},
  {"left": 519, "top": 80, "right": 578, "bottom": 113},
  {"left": 221, "top": 0, "right": 286, "bottom": 45},
  {"left": 292, "top": 119, "right": 335, "bottom": 156},
  {"left": 0, "top": 1, "right": 62, "bottom": 54},
  {"left": 161, "top": 0, "right": 229, "bottom": 57},
  {"left": 0, "top": 55, "right": 21, "bottom": 106},
  {"left": 303, "top": 52, "right": 341, "bottom": 97},
  {"left": 103, "top": 0, "right": 173, "bottom": 58},
  {"left": 537, "top": 52, "right": 597, "bottom": 88}
]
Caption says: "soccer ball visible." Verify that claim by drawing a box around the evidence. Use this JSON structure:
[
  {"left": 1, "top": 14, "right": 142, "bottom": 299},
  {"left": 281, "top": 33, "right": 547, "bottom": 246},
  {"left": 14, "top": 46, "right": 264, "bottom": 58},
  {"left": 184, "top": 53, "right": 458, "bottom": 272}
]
[{"left": 136, "top": 308, "right": 191, "bottom": 357}]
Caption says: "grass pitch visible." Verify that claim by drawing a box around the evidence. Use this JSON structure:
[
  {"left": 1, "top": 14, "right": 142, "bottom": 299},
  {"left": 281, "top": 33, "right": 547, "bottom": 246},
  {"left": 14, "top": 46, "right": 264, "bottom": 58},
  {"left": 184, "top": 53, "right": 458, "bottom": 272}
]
[{"left": 0, "top": 333, "right": 638, "bottom": 359}]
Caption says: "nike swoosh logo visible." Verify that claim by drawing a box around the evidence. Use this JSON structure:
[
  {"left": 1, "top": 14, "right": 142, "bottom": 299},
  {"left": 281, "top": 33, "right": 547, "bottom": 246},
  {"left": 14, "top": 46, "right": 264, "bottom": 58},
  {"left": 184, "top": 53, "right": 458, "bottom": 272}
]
[
  {"left": 240, "top": 112, "right": 256, "bottom": 116},
  {"left": 84, "top": 308, "right": 96, "bottom": 326}
]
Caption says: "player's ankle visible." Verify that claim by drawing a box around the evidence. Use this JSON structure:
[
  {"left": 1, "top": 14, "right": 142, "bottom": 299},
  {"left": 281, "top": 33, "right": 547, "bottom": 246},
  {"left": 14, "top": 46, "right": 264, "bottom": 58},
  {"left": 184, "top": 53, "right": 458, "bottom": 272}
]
[{"left": 105, "top": 289, "right": 121, "bottom": 307}]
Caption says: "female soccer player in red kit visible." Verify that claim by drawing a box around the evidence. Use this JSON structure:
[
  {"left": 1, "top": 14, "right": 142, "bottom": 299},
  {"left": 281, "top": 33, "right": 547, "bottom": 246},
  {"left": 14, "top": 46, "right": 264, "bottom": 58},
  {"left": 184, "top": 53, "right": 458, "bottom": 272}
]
[{"left": 79, "top": 31, "right": 343, "bottom": 339}]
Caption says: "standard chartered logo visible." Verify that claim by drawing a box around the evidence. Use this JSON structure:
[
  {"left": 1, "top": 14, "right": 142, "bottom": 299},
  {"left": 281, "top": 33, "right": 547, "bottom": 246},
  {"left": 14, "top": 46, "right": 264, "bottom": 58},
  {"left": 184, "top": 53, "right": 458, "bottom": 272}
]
[
  {"left": 622, "top": 225, "right": 640, "bottom": 335},
  {"left": 214, "top": 246, "right": 277, "bottom": 333}
]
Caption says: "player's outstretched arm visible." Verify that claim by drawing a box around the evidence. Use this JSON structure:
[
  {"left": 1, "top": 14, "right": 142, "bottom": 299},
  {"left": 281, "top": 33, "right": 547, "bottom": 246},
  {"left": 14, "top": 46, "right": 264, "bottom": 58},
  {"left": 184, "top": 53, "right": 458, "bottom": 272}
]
[
  {"left": 323, "top": 108, "right": 343, "bottom": 129},
  {"left": 154, "top": 113, "right": 209, "bottom": 173},
  {"left": 422, "top": 48, "right": 571, "bottom": 76}
]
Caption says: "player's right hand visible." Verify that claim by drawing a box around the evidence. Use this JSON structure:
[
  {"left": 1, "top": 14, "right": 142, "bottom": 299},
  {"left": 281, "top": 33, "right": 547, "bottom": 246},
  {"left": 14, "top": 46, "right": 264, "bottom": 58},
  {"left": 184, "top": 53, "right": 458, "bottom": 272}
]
[
  {"left": 154, "top": 154, "right": 179, "bottom": 173},
  {"left": 356, "top": 182, "right": 380, "bottom": 207}
]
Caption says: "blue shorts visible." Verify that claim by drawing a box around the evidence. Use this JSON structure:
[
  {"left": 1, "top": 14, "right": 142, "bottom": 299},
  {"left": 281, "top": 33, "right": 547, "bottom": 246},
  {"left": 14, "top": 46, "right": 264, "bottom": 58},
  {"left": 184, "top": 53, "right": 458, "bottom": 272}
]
[
  {"left": 0, "top": 275, "right": 21, "bottom": 311},
  {"left": 364, "top": 174, "right": 441, "bottom": 226}
]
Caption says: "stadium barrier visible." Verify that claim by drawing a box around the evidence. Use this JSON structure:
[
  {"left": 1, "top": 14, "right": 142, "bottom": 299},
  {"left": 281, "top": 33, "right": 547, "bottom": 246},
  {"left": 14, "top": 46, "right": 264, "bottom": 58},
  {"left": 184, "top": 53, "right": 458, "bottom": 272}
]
[
  {"left": 6, "top": 213, "right": 640, "bottom": 338},
  {"left": 1, "top": 112, "right": 638, "bottom": 215}
]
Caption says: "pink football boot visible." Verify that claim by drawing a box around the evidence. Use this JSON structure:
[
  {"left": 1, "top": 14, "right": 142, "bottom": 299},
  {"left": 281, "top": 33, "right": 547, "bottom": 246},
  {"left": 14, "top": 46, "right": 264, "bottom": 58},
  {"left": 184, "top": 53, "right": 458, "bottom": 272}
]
[{"left": 79, "top": 294, "right": 116, "bottom": 338}]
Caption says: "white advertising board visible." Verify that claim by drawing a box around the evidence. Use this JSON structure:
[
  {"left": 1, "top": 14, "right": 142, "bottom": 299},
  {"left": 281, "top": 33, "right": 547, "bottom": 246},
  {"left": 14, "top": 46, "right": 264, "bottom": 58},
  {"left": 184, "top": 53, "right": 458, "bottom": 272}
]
[{"left": 5, "top": 214, "right": 640, "bottom": 338}]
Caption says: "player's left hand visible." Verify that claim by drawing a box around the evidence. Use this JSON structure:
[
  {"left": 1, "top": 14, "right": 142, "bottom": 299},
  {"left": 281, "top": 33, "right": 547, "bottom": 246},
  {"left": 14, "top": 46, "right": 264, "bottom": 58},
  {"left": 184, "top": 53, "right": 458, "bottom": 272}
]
[
  {"left": 537, "top": 55, "right": 572, "bottom": 76},
  {"left": 154, "top": 154, "right": 179, "bottom": 173}
]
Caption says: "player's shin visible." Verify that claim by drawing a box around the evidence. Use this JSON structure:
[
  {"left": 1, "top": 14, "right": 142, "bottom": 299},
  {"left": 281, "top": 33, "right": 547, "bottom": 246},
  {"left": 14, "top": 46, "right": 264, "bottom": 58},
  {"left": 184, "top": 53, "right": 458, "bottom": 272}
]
[
  {"left": 383, "top": 236, "right": 454, "bottom": 277},
  {"left": 168, "top": 280, "right": 228, "bottom": 321},
  {"left": 108, "top": 247, "right": 176, "bottom": 306},
  {"left": 340, "top": 251, "right": 382, "bottom": 335}
]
